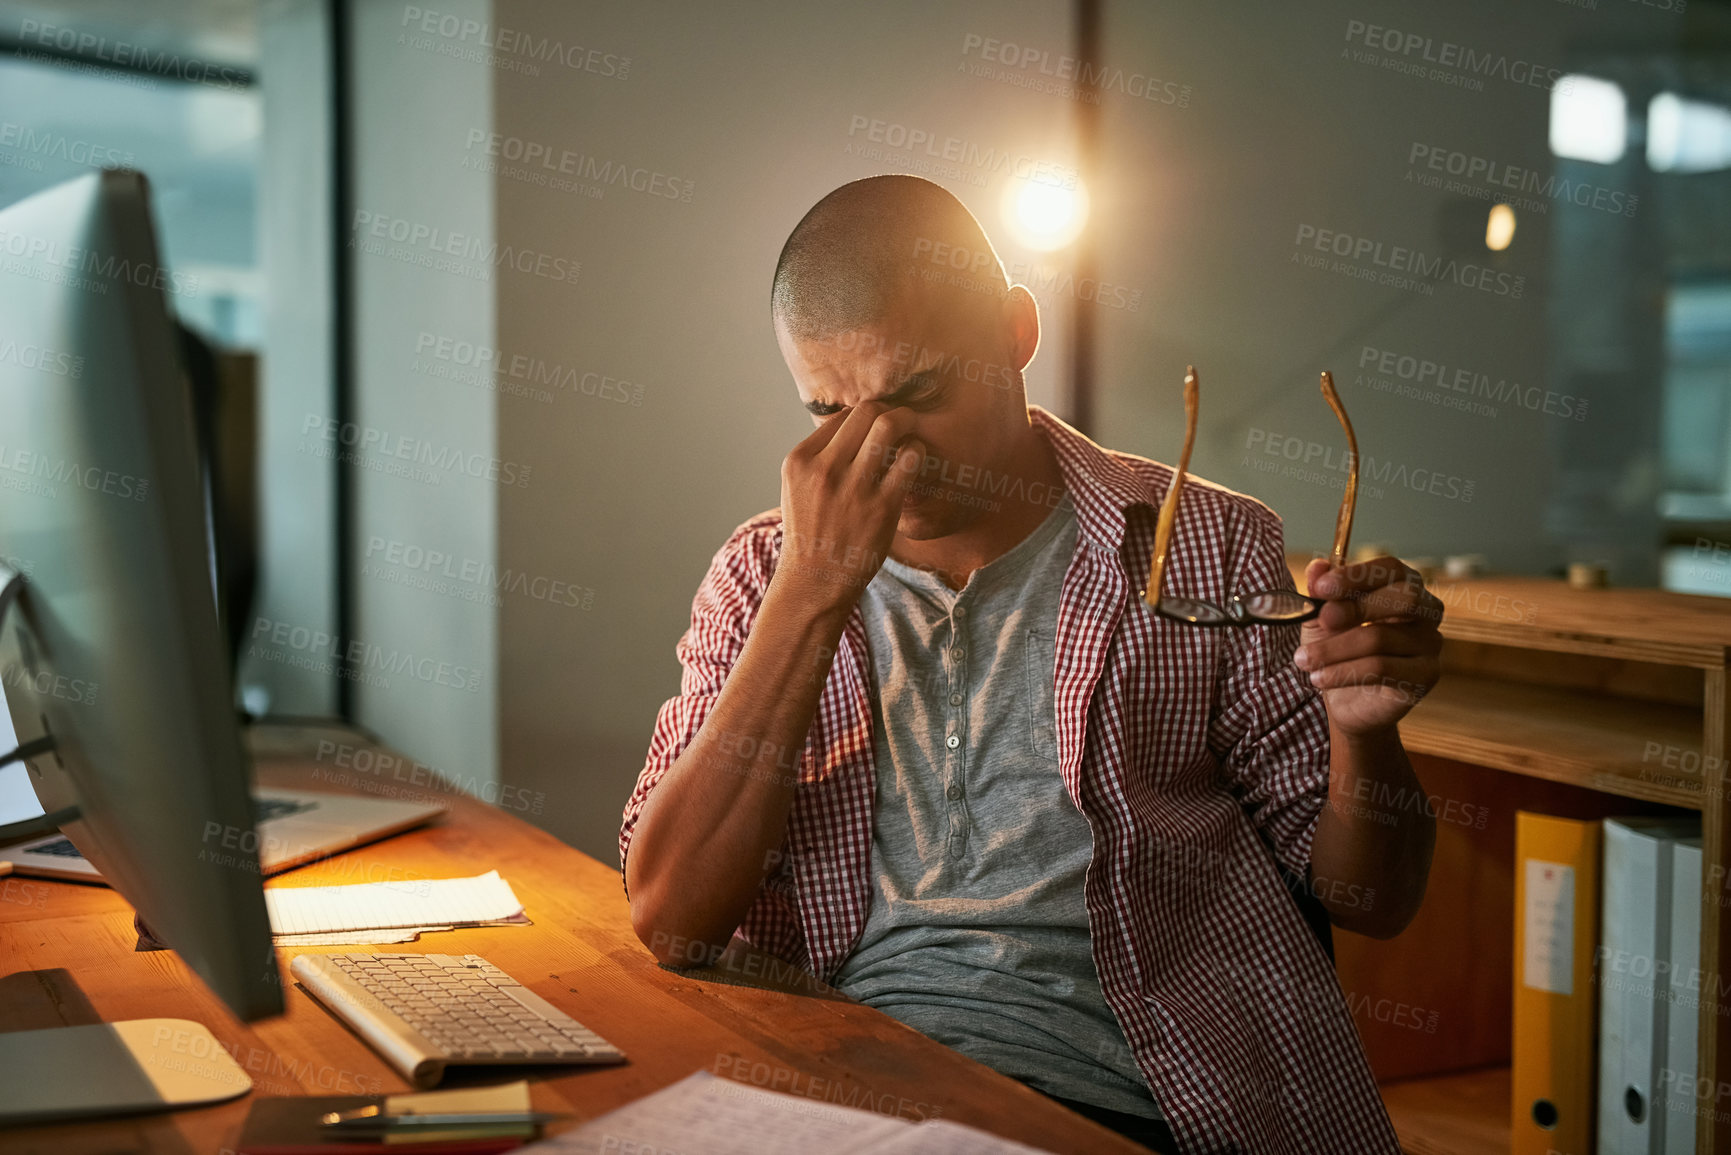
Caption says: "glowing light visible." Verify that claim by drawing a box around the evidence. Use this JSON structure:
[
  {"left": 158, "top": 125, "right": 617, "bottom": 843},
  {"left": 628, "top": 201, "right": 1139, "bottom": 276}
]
[
  {"left": 1648, "top": 92, "right": 1731, "bottom": 173},
  {"left": 1549, "top": 74, "right": 1627, "bottom": 164},
  {"left": 1485, "top": 204, "right": 1516, "bottom": 251},
  {"left": 1001, "top": 177, "right": 1089, "bottom": 251}
]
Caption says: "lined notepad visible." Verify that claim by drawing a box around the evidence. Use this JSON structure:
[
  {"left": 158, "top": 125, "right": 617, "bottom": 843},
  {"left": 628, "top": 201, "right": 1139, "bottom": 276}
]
[
  {"left": 264, "top": 870, "right": 528, "bottom": 938},
  {"left": 521, "top": 1071, "right": 1053, "bottom": 1154}
]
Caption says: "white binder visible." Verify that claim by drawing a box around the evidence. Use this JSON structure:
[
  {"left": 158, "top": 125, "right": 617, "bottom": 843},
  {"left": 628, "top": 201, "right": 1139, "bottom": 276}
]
[
  {"left": 1663, "top": 837, "right": 1702, "bottom": 1155},
  {"left": 1599, "top": 817, "right": 1700, "bottom": 1155}
]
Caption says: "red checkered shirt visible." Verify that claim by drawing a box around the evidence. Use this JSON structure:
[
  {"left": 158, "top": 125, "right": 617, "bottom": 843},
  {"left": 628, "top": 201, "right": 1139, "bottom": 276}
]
[{"left": 621, "top": 407, "right": 1400, "bottom": 1155}]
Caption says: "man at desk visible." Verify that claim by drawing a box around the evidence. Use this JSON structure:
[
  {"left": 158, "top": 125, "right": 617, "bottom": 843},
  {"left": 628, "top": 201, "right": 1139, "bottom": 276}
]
[{"left": 620, "top": 176, "right": 1441, "bottom": 1155}]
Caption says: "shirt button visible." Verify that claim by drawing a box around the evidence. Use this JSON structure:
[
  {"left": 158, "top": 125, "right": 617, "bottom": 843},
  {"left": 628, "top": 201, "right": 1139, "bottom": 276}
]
[
  {"left": 954, "top": 606, "right": 967, "bottom": 618},
  {"left": 946, "top": 784, "right": 963, "bottom": 800},
  {"left": 951, "top": 648, "right": 965, "bottom": 661},
  {"left": 949, "top": 693, "right": 963, "bottom": 706},
  {"left": 946, "top": 735, "right": 960, "bottom": 749}
]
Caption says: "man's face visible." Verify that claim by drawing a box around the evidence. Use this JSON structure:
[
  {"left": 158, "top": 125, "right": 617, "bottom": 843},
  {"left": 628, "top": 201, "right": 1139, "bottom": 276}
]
[{"left": 775, "top": 286, "right": 1035, "bottom": 543}]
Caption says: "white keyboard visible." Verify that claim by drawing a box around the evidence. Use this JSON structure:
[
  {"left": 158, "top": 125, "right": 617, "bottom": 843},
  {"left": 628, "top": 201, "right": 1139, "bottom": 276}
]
[{"left": 291, "top": 952, "right": 625, "bottom": 1087}]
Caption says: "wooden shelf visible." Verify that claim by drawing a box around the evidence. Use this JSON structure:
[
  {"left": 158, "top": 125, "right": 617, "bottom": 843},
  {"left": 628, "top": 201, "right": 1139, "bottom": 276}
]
[
  {"left": 1276, "top": 559, "right": 1731, "bottom": 1151},
  {"left": 1400, "top": 675, "right": 1704, "bottom": 808},
  {"left": 1428, "top": 575, "right": 1731, "bottom": 668},
  {"left": 1284, "top": 557, "right": 1731, "bottom": 667},
  {"left": 1382, "top": 1066, "right": 1510, "bottom": 1155}
]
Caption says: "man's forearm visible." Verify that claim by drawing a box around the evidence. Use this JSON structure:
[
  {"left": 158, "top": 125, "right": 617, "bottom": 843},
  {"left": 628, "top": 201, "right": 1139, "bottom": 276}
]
[
  {"left": 1308, "top": 724, "right": 1435, "bottom": 938},
  {"left": 625, "top": 576, "right": 851, "bottom": 965}
]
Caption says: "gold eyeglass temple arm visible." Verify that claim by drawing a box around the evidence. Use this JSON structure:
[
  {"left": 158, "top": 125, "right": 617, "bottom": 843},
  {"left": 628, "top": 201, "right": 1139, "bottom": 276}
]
[
  {"left": 1319, "top": 369, "right": 1358, "bottom": 570},
  {"left": 1144, "top": 365, "right": 1199, "bottom": 607}
]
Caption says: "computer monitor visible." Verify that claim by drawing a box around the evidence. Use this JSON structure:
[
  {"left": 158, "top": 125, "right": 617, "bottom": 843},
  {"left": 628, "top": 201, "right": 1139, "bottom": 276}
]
[{"left": 0, "top": 169, "right": 280, "bottom": 1117}]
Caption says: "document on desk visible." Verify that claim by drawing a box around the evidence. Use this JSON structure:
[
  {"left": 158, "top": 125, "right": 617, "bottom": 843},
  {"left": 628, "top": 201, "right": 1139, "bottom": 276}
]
[
  {"left": 523, "top": 1071, "right": 1053, "bottom": 1154},
  {"left": 264, "top": 870, "right": 529, "bottom": 940}
]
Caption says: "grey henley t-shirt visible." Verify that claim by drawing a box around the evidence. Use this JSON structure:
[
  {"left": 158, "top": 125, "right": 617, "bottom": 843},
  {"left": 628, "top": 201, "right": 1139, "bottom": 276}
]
[{"left": 831, "top": 499, "right": 1161, "bottom": 1120}]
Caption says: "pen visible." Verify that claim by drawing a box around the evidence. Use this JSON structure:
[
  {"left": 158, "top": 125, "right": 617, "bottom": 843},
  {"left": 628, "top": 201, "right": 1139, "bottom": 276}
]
[{"left": 320, "top": 1107, "right": 563, "bottom": 1129}]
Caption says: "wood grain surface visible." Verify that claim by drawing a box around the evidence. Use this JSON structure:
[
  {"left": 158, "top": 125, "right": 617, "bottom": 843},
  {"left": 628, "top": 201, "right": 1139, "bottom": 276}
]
[{"left": 0, "top": 722, "right": 1142, "bottom": 1154}]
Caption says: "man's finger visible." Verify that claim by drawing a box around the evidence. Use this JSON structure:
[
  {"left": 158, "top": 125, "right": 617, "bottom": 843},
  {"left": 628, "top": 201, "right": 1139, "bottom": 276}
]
[
  {"left": 1308, "top": 597, "right": 1363, "bottom": 635},
  {"left": 1298, "top": 623, "right": 1437, "bottom": 671},
  {"left": 1306, "top": 654, "right": 1438, "bottom": 700},
  {"left": 791, "top": 407, "right": 852, "bottom": 460},
  {"left": 849, "top": 408, "right": 921, "bottom": 482},
  {"left": 1355, "top": 585, "right": 1444, "bottom": 626},
  {"left": 817, "top": 400, "right": 892, "bottom": 466},
  {"left": 1308, "top": 556, "right": 1423, "bottom": 601}
]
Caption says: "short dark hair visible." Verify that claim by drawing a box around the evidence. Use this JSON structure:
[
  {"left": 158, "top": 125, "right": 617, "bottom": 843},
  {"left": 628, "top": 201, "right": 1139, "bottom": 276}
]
[{"left": 771, "top": 175, "right": 1008, "bottom": 341}]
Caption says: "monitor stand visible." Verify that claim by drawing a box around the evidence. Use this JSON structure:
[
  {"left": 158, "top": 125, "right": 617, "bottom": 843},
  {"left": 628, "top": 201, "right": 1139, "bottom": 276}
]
[
  {"left": 0, "top": 567, "right": 253, "bottom": 1122},
  {"left": 0, "top": 561, "right": 74, "bottom": 840},
  {"left": 0, "top": 1019, "right": 253, "bottom": 1124}
]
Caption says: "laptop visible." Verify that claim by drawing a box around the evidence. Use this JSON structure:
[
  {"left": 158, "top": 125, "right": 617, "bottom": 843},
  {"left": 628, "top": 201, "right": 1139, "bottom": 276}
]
[{"left": 0, "top": 788, "right": 445, "bottom": 882}]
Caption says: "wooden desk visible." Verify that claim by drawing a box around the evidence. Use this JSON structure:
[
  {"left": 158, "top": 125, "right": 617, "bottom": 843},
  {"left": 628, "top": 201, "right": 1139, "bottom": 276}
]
[{"left": 0, "top": 723, "right": 1140, "bottom": 1154}]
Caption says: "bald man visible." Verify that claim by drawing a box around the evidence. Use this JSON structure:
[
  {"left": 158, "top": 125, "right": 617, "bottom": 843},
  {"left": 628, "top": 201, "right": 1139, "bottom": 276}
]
[{"left": 621, "top": 176, "right": 1439, "bottom": 1154}]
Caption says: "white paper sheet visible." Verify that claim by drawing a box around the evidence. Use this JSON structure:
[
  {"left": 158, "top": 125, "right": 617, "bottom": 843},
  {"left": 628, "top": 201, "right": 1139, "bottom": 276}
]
[
  {"left": 855, "top": 1121, "right": 1053, "bottom": 1154},
  {"left": 264, "top": 870, "right": 525, "bottom": 935},
  {"left": 1523, "top": 858, "right": 1575, "bottom": 994},
  {"left": 271, "top": 926, "right": 452, "bottom": 946},
  {"left": 521, "top": 1071, "right": 1052, "bottom": 1155}
]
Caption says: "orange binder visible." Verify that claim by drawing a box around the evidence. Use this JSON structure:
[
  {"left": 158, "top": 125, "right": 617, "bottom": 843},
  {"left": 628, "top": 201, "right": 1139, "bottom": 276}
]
[{"left": 1513, "top": 811, "right": 1602, "bottom": 1155}]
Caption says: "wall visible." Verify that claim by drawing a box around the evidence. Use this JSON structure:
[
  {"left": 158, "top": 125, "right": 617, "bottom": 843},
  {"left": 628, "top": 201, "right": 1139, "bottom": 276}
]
[
  {"left": 491, "top": 0, "right": 1080, "bottom": 859},
  {"left": 235, "top": 0, "right": 337, "bottom": 715},
  {"left": 341, "top": 0, "right": 498, "bottom": 790}
]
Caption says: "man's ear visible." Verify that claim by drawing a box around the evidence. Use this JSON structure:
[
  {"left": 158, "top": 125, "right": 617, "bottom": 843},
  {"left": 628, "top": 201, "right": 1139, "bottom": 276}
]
[{"left": 1003, "top": 285, "right": 1040, "bottom": 372}]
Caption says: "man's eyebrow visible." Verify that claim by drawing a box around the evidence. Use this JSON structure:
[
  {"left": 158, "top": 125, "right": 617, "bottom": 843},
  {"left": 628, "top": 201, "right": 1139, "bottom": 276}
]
[{"left": 802, "top": 370, "right": 941, "bottom": 416}]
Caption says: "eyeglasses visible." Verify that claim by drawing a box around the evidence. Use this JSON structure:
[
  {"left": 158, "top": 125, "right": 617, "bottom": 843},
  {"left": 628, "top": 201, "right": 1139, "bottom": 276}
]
[{"left": 1140, "top": 367, "right": 1359, "bottom": 626}]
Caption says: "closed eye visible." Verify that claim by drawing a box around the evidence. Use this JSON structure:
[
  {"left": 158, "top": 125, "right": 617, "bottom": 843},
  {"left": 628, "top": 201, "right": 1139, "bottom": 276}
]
[{"left": 885, "top": 371, "right": 945, "bottom": 409}]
